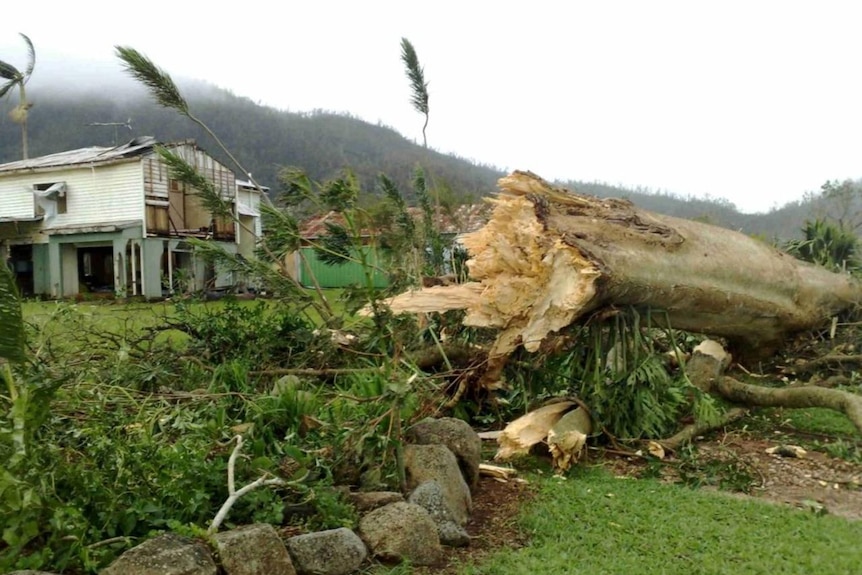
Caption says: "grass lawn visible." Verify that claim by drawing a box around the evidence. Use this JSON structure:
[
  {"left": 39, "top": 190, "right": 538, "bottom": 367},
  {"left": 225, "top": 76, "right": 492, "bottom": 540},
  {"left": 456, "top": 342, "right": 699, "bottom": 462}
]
[
  {"left": 21, "top": 289, "right": 352, "bottom": 345},
  {"left": 461, "top": 465, "right": 862, "bottom": 575},
  {"left": 17, "top": 298, "right": 862, "bottom": 575}
]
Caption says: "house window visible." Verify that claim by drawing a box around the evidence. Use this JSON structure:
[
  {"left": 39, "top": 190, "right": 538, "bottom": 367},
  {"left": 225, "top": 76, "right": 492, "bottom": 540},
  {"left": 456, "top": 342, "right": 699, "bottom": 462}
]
[{"left": 34, "top": 182, "right": 67, "bottom": 215}]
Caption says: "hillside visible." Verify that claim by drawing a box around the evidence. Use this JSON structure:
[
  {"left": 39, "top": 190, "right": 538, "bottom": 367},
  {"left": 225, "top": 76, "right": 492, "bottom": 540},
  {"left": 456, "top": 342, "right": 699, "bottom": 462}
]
[
  {"left": 0, "top": 80, "right": 501, "bottom": 205},
  {"left": 0, "top": 78, "right": 820, "bottom": 239}
]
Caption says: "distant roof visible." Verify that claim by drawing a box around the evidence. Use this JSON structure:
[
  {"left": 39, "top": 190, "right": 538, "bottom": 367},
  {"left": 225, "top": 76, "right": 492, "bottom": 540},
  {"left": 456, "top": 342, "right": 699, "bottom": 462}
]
[
  {"left": 0, "top": 136, "right": 159, "bottom": 173},
  {"left": 236, "top": 179, "right": 270, "bottom": 192}
]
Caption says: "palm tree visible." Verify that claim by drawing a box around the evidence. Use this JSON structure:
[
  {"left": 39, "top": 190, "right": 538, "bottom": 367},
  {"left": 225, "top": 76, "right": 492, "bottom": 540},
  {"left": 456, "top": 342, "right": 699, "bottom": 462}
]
[{"left": 0, "top": 33, "right": 36, "bottom": 159}]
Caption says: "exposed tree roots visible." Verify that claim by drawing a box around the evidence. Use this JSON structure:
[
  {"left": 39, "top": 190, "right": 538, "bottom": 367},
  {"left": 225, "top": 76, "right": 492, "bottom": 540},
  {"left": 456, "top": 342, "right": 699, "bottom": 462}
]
[
  {"left": 709, "top": 376, "right": 862, "bottom": 434},
  {"left": 660, "top": 343, "right": 862, "bottom": 448}
]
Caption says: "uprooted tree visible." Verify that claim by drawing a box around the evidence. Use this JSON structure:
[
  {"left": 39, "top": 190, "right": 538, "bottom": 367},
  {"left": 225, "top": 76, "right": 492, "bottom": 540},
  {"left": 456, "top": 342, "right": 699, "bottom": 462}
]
[{"left": 378, "top": 170, "right": 862, "bottom": 446}]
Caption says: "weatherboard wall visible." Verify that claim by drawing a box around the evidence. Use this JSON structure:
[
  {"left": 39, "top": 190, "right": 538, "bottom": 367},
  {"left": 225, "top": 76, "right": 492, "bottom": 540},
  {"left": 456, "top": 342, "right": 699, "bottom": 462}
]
[
  {"left": 0, "top": 174, "right": 40, "bottom": 219},
  {"left": 0, "top": 160, "right": 145, "bottom": 230}
]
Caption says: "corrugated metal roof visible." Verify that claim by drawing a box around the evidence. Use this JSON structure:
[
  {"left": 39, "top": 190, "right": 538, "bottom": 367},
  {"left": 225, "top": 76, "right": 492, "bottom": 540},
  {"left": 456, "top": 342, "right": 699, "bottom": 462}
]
[{"left": 0, "top": 136, "right": 159, "bottom": 173}]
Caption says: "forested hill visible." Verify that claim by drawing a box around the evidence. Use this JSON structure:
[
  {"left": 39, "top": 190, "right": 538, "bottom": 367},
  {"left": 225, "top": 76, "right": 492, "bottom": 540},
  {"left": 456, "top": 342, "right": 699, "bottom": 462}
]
[
  {"left": 0, "top": 78, "right": 818, "bottom": 238},
  {"left": 0, "top": 80, "right": 502, "bottom": 204}
]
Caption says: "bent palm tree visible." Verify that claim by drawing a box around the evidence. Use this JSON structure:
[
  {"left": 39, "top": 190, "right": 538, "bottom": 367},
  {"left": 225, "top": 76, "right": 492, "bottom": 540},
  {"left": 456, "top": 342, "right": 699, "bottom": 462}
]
[{"left": 0, "top": 33, "right": 36, "bottom": 159}]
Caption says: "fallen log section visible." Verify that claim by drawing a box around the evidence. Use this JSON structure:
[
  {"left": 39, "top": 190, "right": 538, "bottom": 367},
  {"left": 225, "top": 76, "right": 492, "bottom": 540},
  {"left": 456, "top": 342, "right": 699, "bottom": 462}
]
[{"left": 384, "top": 171, "right": 862, "bottom": 386}]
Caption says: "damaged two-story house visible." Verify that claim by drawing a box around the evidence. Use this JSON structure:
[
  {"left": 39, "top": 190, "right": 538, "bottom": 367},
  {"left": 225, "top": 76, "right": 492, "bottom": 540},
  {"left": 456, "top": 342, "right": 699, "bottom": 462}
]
[{"left": 0, "top": 137, "right": 262, "bottom": 298}]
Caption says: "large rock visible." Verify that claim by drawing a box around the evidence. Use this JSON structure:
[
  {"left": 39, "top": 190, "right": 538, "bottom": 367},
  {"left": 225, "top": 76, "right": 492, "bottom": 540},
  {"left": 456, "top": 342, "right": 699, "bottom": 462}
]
[
  {"left": 406, "top": 417, "right": 482, "bottom": 489},
  {"left": 346, "top": 490, "right": 404, "bottom": 513},
  {"left": 100, "top": 533, "right": 217, "bottom": 575},
  {"left": 358, "top": 501, "right": 442, "bottom": 566},
  {"left": 408, "top": 480, "right": 470, "bottom": 547},
  {"left": 214, "top": 523, "right": 296, "bottom": 575},
  {"left": 404, "top": 444, "right": 472, "bottom": 525},
  {"left": 285, "top": 527, "right": 366, "bottom": 575}
]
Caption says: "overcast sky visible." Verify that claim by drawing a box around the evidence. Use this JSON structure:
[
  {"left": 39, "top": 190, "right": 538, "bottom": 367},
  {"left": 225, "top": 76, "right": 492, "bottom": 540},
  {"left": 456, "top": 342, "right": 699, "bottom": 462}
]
[{"left": 2, "top": 1, "right": 861, "bottom": 213}]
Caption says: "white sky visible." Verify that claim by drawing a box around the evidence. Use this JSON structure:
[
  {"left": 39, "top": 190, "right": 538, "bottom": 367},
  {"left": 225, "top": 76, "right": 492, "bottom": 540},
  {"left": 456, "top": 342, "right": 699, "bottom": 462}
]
[{"left": 2, "top": 1, "right": 861, "bottom": 213}]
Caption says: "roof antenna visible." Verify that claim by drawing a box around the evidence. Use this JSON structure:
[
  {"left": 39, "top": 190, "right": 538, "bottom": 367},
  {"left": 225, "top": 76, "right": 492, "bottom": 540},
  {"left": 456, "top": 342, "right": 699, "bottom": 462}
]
[{"left": 86, "top": 118, "right": 133, "bottom": 146}]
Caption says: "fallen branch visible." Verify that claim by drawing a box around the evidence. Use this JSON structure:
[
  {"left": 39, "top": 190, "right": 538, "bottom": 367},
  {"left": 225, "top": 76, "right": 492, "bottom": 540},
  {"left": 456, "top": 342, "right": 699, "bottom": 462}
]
[
  {"left": 785, "top": 354, "right": 862, "bottom": 375},
  {"left": 208, "top": 435, "right": 293, "bottom": 535}
]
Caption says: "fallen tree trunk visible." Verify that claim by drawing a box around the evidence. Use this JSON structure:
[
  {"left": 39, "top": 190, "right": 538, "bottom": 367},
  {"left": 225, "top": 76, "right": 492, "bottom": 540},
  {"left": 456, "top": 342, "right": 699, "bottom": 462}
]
[{"left": 384, "top": 171, "right": 862, "bottom": 377}]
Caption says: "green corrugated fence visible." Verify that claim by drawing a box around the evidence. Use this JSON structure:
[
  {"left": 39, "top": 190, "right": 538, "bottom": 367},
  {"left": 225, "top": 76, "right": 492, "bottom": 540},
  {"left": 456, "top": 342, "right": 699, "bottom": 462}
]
[{"left": 298, "top": 246, "right": 389, "bottom": 289}]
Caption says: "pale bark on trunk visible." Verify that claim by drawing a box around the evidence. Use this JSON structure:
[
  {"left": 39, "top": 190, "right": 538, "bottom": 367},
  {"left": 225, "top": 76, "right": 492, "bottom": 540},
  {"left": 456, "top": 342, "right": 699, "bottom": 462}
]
[{"left": 384, "top": 172, "right": 862, "bottom": 371}]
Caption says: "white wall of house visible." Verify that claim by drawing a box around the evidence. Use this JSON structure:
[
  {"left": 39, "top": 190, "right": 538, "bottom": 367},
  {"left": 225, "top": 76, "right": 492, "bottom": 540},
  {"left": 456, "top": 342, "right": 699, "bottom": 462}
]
[
  {"left": 0, "top": 160, "right": 145, "bottom": 230},
  {"left": 237, "top": 187, "right": 261, "bottom": 215},
  {"left": 50, "top": 161, "right": 144, "bottom": 229},
  {"left": 0, "top": 176, "right": 41, "bottom": 219}
]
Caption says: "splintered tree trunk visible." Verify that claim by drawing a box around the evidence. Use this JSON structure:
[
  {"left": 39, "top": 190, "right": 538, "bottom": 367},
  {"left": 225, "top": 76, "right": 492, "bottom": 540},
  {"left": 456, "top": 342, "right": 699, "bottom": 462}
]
[{"left": 384, "top": 171, "right": 862, "bottom": 377}]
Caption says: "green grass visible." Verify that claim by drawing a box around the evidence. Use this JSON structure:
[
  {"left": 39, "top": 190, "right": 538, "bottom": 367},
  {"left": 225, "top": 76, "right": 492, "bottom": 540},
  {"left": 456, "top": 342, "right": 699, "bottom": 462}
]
[
  {"left": 461, "top": 466, "right": 862, "bottom": 575},
  {"left": 23, "top": 289, "right": 351, "bottom": 326},
  {"left": 771, "top": 407, "right": 861, "bottom": 438}
]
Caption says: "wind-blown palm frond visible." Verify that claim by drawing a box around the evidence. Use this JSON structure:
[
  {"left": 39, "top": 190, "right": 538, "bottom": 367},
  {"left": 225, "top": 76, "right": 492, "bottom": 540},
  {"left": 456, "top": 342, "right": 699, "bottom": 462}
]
[
  {"left": 115, "top": 46, "right": 188, "bottom": 114},
  {"left": 0, "top": 78, "right": 16, "bottom": 99},
  {"left": 279, "top": 168, "right": 316, "bottom": 207},
  {"left": 0, "top": 60, "right": 20, "bottom": 81},
  {"left": 400, "top": 38, "right": 429, "bottom": 147},
  {"left": 0, "top": 263, "right": 25, "bottom": 363},
  {"left": 320, "top": 172, "right": 359, "bottom": 211},
  {"left": 259, "top": 202, "right": 301, "bottom": 258},
  {"left": 20, "top": 33, "right": 35, "bottom": 79},
  {"left": 315, "top": 223, "right": 353, "bottom": 266},
  {"left": 379, "top": 174, "right": 415, "bottom": 240},
  {"left": 156, "top": 146, "right": 233, "bottom": 219},
  {"left": 400, "top": 38, "right": 429, "bottom": 116}
]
